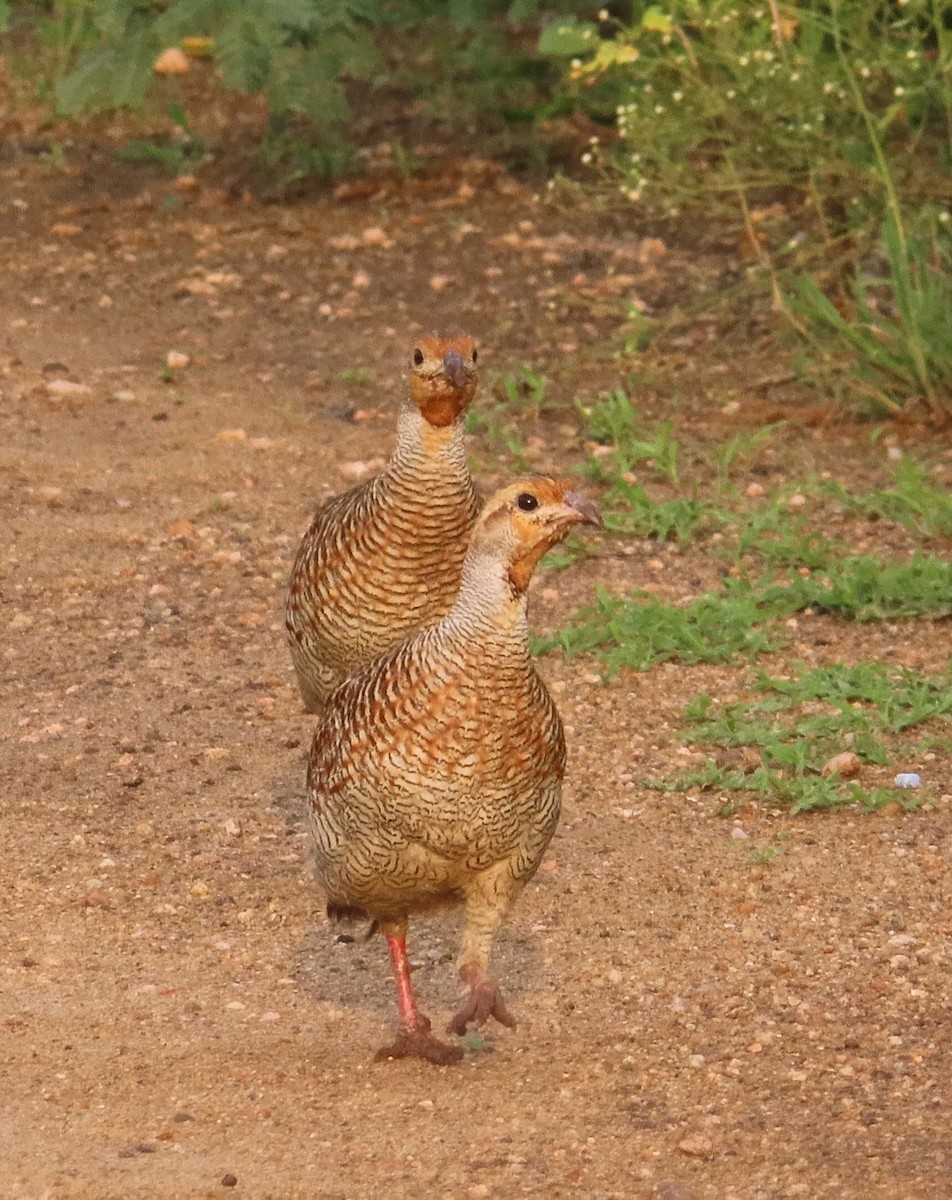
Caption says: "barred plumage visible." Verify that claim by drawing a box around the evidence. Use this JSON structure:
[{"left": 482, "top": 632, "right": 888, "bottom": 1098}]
[
  {"left": 307, "top": 477, "right": 602, "bottom": 1064},
  {"left": 285, "top": 335, "right": 480, "bottom": 712}
]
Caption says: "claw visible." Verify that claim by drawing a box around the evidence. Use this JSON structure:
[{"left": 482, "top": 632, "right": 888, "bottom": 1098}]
[
  {"left": 448, "top": 976, "right": 516, "bottom": 1036},
  {"left": 375, "top": 1021, "right": 464, "bottom": 1065}
]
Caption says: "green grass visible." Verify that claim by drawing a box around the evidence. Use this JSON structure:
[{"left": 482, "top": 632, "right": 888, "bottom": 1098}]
[
  {"left": 649, "top": 661, "right": 951, "bottom": 812},
  {"left": 579, "top": 390, "right": 679, "bottom": 483},
  {"left": 731, "top": 505, "right": 839, "bottom": 571},
  {"left": 539, "top": 553, "right": 952, "bottom": 675},
  {"left": 827, "top": 457, "right": 952, "bottom": 541},
  {"left": 599, "top": 479, "right": 704, "bottom": 544},
  {"left": 495, "top": 364, "right": 549, "bottom": 419},
  {"left": 533, "top": 584, "right": 781, "bottom": 672}
]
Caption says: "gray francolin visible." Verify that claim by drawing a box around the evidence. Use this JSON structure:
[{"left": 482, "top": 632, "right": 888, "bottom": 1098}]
[
  {"left": 307, "top": 476, "right": 601, "bottom": 1065},
  {"left": 285, "top": 335, "right": 480, "bottom": 712}
]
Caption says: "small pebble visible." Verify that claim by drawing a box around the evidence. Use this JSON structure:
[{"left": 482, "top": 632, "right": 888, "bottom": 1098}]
[
  {"left": 221, "top": 1173, "right": 238, "bottom": 1188},
  {"left": 46, "top": 379, "right": 91, "bottom": 397}
]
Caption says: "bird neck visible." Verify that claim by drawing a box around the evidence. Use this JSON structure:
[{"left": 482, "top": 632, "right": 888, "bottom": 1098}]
[
  {"left": 444, "top": 547, "right": 531, "bottom": 648},
  {"left": 385, "top": 402, "right": 469, "bottom": 490}
]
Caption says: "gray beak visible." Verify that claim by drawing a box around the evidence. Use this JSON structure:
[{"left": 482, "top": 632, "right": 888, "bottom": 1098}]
[
  {"left": 442, "top": 348, "right": 470, "bottom": 390},
  {"left": 564, "top": 491, "right": 603, "bottom": 527}
]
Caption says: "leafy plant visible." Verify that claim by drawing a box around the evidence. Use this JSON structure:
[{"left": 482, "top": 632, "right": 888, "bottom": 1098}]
[
  {"left": 543, "top": 1, "right": 952, "bottom": 422},
  {"left": 496, "top": 364, "right": 549, "bottom": 418},
  {"left": 732, "top": 506, "right": 837, "bottom": 571},
  {"left": 7, "top": 1, "right": 595, "bottom": 170},
  {"left": 118, "top": 100, "right": 204, "bottom": 174},
  {"left": 766, "top": 553, "right": 952, "bottom": 621}
]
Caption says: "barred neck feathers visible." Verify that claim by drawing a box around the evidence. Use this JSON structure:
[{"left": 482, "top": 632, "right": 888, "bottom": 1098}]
[
  {"left": 386, "top": 401, "right": 471, "bottom": 489},
  {"left": 444, "top": 545, "right": 531, "bottom": 644}
]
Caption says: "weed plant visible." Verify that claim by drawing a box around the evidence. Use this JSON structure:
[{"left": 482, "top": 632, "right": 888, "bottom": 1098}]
[
  {"left": 4, "top": 0, "right": 592, "bottom": 175},
  {"left": 543, "top": 2, "right": 952, "bottom": 419},
  {"left": 825, "top": 456, "right": 952, "bottom": 540},
  {"left": 652, "top": 662, "right": 951, "bottom": 811},
  {"left": 540, "top": 553, "right": 952, "bottom": 673}
]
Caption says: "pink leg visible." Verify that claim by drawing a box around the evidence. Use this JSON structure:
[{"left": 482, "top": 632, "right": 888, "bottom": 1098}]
[{"left": 375, "top": 935, "right": 463, "bottom": 1066}]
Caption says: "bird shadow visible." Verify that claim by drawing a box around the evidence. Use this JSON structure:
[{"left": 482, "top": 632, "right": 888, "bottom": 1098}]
[{"left": 267, "top": 766, "right": 545, "bottom": 1040}]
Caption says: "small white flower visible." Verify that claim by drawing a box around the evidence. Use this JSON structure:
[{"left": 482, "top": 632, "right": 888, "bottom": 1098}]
[
  {"left": 654, "top": 105, "right": 665, "bottom": 114},
  {"left": 860, "top": 65, "right": 871, "bottom": 78},
  {"left": 581, "top": 152, "right": 593, "bottom": 164},
  {"left": 763, "top": 50, "right": 774, "bottom": 63},
  {"left": 938, "top": 211, "right": 950, "bottom": 223},
  {"left": 790, "top": 71, "right": 800, "bottom": 82},
  {"left": 739, "top": 55, "right": 749, "bottom": 66},
  {"left": 589, "top": 135, "right": 600, "bottom": 144},
  {"left": 906, "top": 49, "right": 917, "bottom": 59},
  {"left": 823, "top": 81, "right": 835, "bottom": 93},
  {"left": 895, "top": 86, "right": 905, "bottom": 96},
  {"left": 672, "top": 91, "right": 684, "bottom": 102},
  {"left": 630, "top": 152, "right": 641, "bottom": 163},
  {"left": 726, "top": 89, "right": 736, "bottom": 99},
  {"left": 598, "top": 8, "right": 610, "bottom": 19},
  {"left": 571, "top": 58, "right": 582, "bottom": 69}
]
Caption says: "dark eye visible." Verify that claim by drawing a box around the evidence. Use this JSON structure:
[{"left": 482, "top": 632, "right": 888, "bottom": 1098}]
[
  {"left": 413, "top": 348, "right": 424, "bottom": 366},
  {"left": 471, "top": 348, "right": 478, "bottom": 363},
  {"left": 517, "top": 492, "right": 538, "bottom": 512}
]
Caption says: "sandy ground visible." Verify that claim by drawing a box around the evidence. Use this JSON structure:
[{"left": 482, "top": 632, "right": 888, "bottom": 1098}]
[{"left": 2, "top": 151, "right": 951, "bottom": 1199}]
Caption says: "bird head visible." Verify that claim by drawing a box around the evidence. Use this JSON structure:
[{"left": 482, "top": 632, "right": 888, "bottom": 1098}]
[
  {"left": 472, "top": 477, "right": 602, "bottom": 595},
  {"left": 408, "top": 334, "right": 479, "bottom": 428}
]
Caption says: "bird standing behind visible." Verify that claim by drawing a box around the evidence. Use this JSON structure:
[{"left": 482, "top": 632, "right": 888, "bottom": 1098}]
[
  {"left": 285, "top": 335, "right": 480, "bottom": 712},
  {"left": 307, "top": 477, "right": 601, "bottom": 1064}
]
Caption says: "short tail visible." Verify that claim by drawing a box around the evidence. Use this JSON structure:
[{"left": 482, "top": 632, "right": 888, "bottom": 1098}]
[{"left": 326, "top": 902, "right": 378, "bottom": 942}]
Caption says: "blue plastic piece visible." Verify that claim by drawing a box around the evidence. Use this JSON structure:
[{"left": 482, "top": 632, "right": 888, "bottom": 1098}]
[{"left": 894, "top": 773, "right": 921, "bottom": 789}]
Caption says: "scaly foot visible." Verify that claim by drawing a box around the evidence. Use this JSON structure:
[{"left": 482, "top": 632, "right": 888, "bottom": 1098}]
[
  {"left": 375, "top": 1017, "right": 463, "bottom": 1066},
  {"left": 448, "top": 966, "right": 516, "bottom": 1036}
]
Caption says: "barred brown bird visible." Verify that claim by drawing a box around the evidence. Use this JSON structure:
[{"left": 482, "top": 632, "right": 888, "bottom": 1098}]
[
  {"left": 285, "top": 335, "right": 480, "bottom": 712},
  {"left": 307, "top": 477, "right": 601, "bottom": 1065}
]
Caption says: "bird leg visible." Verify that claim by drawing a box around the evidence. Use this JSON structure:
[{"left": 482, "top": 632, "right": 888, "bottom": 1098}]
[
  {"left": 448, "top": 961, "right": 516, "bottom": 1036},
  {"left": 375, "top": 931, "right": 463, "bottom": 1066},
  {"left": 448, "top": 874, "right": 519, "bottom": 1037}
]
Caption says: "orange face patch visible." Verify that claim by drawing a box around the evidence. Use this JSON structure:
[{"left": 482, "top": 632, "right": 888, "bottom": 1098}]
[{"left": 409, "top": 334, "right": 479, "bottom": 428}]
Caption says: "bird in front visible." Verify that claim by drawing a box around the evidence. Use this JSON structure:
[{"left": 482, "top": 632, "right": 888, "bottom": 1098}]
[{"left": 307, "top": 477, "right": 601, "bottom": 1064}]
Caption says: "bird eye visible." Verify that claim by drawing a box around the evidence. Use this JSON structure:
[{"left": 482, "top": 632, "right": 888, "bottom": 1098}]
[
  {"left": 516, "top": 492, "right": 538, "bottom": 512},
  {"left": 413, "top": 348, "right": 424, "bottom": 366},
  {"left": 471, "top": 348, "right": 478, "bottom": 363}
]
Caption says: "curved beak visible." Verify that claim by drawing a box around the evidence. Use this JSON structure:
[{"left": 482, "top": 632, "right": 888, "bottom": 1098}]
[{"left": 564, "top": 491, "right": 603, "bottom": 527}]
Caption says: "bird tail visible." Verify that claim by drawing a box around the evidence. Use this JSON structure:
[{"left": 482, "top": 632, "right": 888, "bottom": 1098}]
[{"left": 326, "top": 902, "right": 378, "bottom": 942}]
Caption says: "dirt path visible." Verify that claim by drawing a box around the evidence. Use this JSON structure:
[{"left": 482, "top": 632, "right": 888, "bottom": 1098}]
[{"left": 2, "top": 154, "right": 951, "bottom": 1200}]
